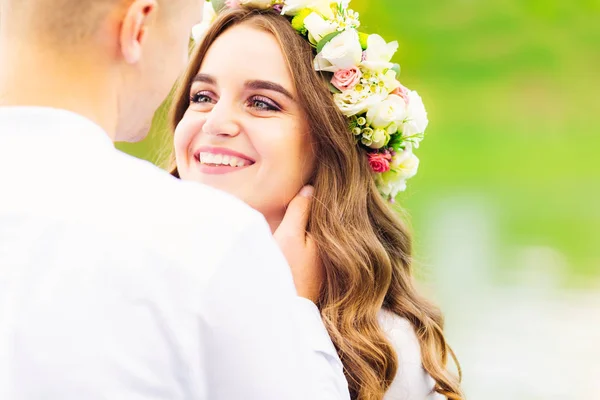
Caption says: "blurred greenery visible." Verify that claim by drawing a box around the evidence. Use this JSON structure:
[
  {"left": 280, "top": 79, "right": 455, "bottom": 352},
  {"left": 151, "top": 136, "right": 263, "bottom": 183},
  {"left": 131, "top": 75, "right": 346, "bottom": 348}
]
[{"left": 118, "top": 0, "right": 600, "bottom": 286}]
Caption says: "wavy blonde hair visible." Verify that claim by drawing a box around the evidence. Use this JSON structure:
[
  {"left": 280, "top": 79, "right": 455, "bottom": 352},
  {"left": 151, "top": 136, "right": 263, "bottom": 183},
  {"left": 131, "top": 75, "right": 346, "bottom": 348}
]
[{"left": 170, "top": 8, "right": 463, "bottom": 400}]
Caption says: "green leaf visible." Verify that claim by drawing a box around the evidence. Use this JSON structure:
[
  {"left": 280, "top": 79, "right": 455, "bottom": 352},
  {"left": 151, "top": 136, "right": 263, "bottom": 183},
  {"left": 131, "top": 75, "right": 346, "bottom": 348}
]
[
  {"left": 328, "top": 81, "right": 342, "bottom": 94},
  {"left": 316, "top": 31, "right": 342, "bottom": 53},
  {"left": 388, "top": 134, "right": 405, "bottom": 152},
  {"left": 211, "top": 0, "right": 227, "bottom": 13}
]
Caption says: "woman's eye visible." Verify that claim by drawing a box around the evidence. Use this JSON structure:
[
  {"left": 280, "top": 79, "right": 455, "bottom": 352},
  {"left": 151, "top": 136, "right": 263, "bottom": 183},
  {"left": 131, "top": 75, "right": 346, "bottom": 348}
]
[
  {"left": 190, "top": 92, "right": 214, "bottom": 104},
  {"left": 248, "top": 96, "right": 280, "bottom": 112}
]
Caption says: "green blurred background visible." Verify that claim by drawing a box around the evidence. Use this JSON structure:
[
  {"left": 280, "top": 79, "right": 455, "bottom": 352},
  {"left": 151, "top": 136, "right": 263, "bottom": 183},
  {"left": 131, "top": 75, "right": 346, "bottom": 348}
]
[{"left": 118, "top": 1, "right": 600, "bottom": 397}]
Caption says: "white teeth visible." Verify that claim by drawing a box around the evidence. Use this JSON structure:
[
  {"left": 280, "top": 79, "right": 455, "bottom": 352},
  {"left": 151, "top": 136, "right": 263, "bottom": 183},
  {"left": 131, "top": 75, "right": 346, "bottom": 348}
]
[
  {"left": 199, "top": 153, "right": 211, "bottom": 164},
  {"left": 198, "top": 152, "right": 250, "bottom": 168}
]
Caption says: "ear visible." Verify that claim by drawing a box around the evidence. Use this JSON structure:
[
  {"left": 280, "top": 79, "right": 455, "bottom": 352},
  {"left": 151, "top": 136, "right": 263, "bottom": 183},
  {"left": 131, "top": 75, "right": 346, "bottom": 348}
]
[{"left": 120, "top": 0, "right": 159, "bottom": 64}]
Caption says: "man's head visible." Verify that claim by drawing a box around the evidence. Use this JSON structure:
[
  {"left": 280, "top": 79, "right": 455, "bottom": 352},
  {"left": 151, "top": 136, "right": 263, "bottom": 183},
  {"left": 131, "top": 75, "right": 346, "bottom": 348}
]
[{"left": 0, "top": 0, "right": 203, "bottom": 141}]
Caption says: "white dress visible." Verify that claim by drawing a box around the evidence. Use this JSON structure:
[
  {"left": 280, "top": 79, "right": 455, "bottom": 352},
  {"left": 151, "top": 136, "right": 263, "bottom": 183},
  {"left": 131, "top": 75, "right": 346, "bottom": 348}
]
[{"left": 378, "top": 309, "right": 444, "bottom": 399}]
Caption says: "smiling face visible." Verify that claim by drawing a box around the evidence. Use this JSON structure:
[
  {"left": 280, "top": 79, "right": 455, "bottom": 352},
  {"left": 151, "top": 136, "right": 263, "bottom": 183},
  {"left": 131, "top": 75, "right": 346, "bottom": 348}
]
[{"left": 174, "top": 22, "right": 316, "bottom": 228}]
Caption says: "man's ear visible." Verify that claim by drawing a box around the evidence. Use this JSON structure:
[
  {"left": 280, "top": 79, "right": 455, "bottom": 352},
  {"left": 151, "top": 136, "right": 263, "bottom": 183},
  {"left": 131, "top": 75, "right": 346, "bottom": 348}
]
[{"left": 120, "top": 0, "right": 158, "bottom": 64}]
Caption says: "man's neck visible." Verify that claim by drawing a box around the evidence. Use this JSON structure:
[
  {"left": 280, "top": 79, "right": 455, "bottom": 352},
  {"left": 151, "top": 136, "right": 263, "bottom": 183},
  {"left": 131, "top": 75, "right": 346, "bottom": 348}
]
[{"left": 0, "top": 40, "right": 119, "bottom": 141}]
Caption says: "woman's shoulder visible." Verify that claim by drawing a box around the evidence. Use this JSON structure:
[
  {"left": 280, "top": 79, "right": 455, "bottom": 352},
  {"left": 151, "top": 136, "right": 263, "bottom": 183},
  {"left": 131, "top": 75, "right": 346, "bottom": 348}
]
[{"left": 377, "top": 309, "right": 443, "bottom": 400}]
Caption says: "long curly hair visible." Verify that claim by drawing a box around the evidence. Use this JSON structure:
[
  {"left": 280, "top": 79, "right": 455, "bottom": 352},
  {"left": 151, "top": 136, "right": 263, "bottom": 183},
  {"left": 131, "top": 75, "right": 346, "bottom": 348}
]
[{"left": 169, "top": 8, "right": 463, "bottom": 400}]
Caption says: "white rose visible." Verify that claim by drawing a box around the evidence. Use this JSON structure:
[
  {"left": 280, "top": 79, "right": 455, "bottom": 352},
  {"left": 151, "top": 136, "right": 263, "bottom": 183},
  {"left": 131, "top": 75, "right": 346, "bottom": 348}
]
[
  {"left": 401, "top": 90, "right": 428, "bottom": 139},
  {"left": 310, "top": 0, "right": 338, "bottom": 19},
  {"left": 362, "top": 34, "right": 398, "bottom": 72},
  {"left": 314, "top": 29, "right": 363, "bottom": 72},
  {"left": 366, "top": 94, "right": 407, "bottom": 129},
  {"left": 391, "top": 148, "right": 420, "bottom": 180},
  {"left": 282, "top": 0, "right": 338, "bottom": 18},
  {"left": 368, "top": 128, "right": 391, "bottom": 149},
  {"left": 303, "top": 12, "right": 337, "bottom": 44},
  {"left": 376, "top": 171, "right": 407, "bottom": 198},
  {"left": 376, "top": 148, "right": 419, "bottom": 198},
  {"left": 334, "top": 91, "right": 384, "bottom": 117}
]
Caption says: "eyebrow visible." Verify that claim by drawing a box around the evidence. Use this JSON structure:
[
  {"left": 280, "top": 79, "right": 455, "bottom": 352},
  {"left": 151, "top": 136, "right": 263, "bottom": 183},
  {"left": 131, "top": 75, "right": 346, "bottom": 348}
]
[
  {"left": 191, "top": 74, "right": 295, "bottom": 101},
  {"left": 191, "top": 73, "right": 215, "bottom": 85},
  {"left": 245, "top": 80, "right": 295, "bottom": 101}
]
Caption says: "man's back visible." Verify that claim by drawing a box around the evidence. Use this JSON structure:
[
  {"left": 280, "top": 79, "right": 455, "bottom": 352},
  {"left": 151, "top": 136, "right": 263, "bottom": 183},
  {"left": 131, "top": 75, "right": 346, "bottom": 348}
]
[{"left": 0, "top": 107, "right": 348, "bottom": 399}]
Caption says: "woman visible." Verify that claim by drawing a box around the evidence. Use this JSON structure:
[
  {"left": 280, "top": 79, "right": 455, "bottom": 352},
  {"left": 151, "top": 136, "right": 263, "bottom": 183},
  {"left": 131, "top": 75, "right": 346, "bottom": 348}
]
[{"left": 170, "top": 1, "right": 463, "bottom": 399}]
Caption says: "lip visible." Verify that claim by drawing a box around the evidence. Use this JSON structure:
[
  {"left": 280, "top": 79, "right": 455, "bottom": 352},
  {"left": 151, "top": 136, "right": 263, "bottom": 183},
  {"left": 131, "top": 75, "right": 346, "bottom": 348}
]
[{"left": 193, "top": 146, "right": 255, "bottom": 175}]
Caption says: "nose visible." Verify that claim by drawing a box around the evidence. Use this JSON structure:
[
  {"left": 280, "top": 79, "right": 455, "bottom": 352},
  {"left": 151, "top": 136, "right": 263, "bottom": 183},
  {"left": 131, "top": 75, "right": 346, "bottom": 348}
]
[{"left": 202, "top": 98, "right": 241, "bottom": 138}]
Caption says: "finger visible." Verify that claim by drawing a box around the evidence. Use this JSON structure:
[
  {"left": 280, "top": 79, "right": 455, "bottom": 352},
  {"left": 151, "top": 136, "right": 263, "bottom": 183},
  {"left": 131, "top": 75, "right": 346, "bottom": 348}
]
[{"left": 274, "top": 185, "right": 314, "bottom": 243}]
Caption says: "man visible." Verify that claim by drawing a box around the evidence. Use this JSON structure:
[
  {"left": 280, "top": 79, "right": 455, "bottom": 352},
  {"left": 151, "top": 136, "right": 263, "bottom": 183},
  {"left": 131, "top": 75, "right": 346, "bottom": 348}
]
[{"left": 0, "top": 0, "right": 349, "bottom": 399}]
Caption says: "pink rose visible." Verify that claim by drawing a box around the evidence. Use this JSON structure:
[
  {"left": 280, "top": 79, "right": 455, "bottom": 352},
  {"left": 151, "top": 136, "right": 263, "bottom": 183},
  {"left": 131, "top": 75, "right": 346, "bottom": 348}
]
[
  {"left": 368, "top": 152, "right": 392, "bottom": 173},
  {"left": 331, "top": 67, "right": 362, "bottom": 92},
  {"left": 392, "top": 84, "right": 410, "bottom": 105}
]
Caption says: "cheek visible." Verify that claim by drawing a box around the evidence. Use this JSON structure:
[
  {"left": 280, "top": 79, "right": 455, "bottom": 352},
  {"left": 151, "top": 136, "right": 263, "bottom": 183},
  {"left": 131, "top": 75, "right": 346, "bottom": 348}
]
[
  {"left": 253, "top": 122, "right": 315, "bottom": 195},
  {"left": 174, "top": 113, "right": 204, "bottom": 163}
]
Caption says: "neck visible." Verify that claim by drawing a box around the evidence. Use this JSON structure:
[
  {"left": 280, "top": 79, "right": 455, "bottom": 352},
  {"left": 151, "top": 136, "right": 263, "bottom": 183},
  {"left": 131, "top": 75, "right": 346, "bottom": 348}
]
[{"left": 0, "top": 38, "right": 118, "bottom": 141}]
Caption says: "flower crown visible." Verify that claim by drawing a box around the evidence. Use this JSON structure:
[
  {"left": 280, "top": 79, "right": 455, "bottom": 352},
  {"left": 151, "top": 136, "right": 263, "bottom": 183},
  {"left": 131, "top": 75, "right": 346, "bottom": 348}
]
[{"left": 193, "top": 0, "right": 428, "bottom": 201}]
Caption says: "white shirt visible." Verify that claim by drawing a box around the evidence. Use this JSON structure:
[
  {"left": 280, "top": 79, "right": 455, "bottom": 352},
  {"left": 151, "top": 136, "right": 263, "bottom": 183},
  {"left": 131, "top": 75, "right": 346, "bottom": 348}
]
[
  {"left": 379, "top": 310, "right": 443, "bottom": 400},
  {"left": 0, "top": 107, "right": 349, "bottom": 400}
]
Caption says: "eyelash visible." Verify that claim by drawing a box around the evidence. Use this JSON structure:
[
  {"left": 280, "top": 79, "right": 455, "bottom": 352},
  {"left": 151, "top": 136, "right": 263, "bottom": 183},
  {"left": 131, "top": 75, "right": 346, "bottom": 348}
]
[
  {"left": 189, "top": 91, "right": 214, "bottom": 105},
  {"left": 249, "top": 95, "right": 281, "bottom": 112},
  {"left": 189, "top": 91, "right": 282, "bottom": 112}
]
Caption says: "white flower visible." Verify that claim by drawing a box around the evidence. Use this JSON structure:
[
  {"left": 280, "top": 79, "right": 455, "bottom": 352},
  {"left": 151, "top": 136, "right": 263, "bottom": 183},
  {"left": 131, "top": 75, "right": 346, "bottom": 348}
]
[
  {"left": 191, "top": 23, "right": 210, "bottom": 42},
  {"left": 376, "top": 171, "right": 407, "bottom": 198},
  {"left": 362, "top": 34, "right": 398, "bottom": 72},
  {"left": 304, "top": 12, "right": 337, "bottom": 43},
  {"left": 380, "top": 69, "right": 401, "bottom": 93},
  {"left": 368, "top": 128, "right": 390, "bottom": 149},
  {"left": 191, "top": 1, "right": 217, "bottom": 42},
  {"left": 239, "top": 0, "right": 274, "bottom": 9},
  {"left": 366, "top": 94, "right": 407, "bottom": 129},
  {"left": 391, "top": 147, "right": 420, "bottom": 180},
  {"left": 376, "top": 148, "right": 420, "bottom": 197},
  {"left": 386, "top": 122, "right": 399, "bottom": 135},
  {"left": 203, "top": 0, "right": 217, "bottom": 21},
  {"left": 281, "top": 0, "right": 338, "bottom": 18},
  {"left": 334, "top": 90, "right": 384, "bottom": 116},
  {"left": 280, "top": 0, "right": 311, "bottom": 14},
  {"left": 401, "top": 90, "right": 428, "bottom": 139},
  {"left": 314, "top": 29, "right": 362, "bottom": 72}
]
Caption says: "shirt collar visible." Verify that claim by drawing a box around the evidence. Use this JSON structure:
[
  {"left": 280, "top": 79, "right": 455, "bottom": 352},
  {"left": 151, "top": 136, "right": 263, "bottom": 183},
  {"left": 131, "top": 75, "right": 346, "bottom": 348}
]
[{"left": 0, "top": 106, "right": 114, "bottom": 150}]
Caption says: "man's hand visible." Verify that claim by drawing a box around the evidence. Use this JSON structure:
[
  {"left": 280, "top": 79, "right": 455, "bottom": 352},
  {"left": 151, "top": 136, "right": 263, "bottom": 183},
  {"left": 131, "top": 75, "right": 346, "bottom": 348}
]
[{"left": 274, "top": 186, "right": 323, "bottom": 303}]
